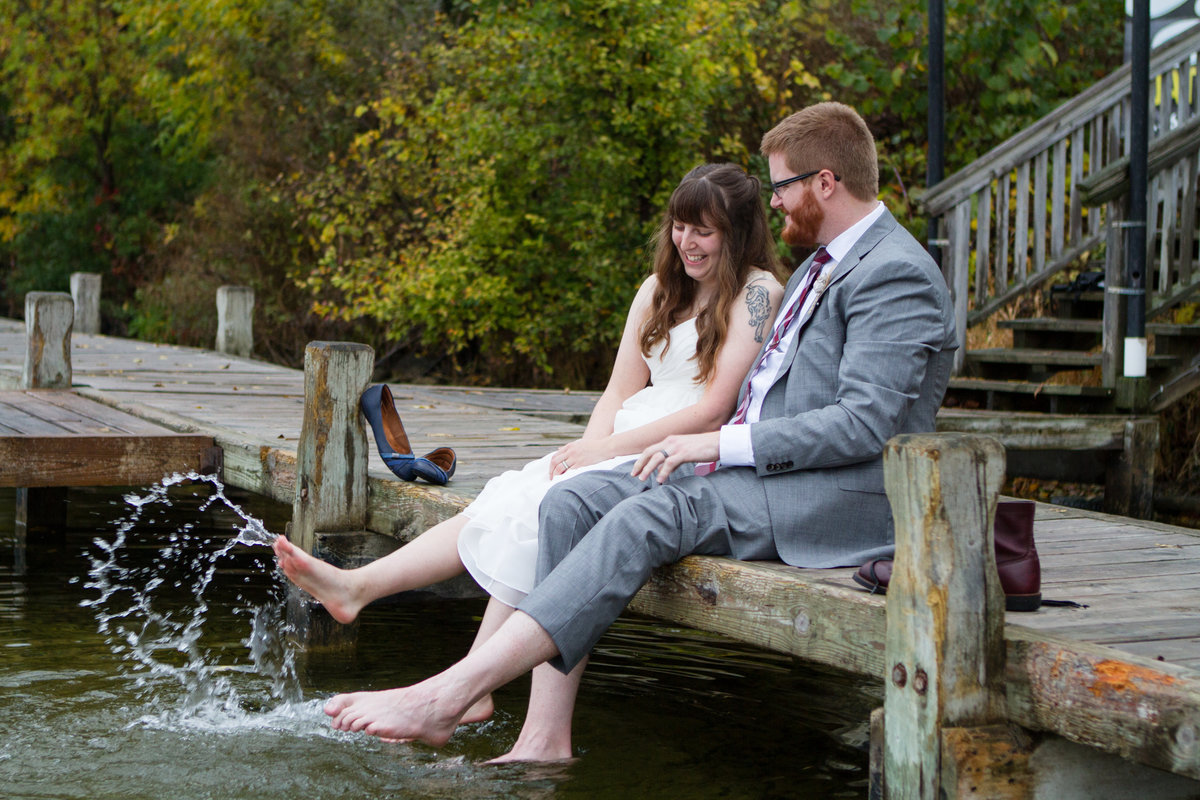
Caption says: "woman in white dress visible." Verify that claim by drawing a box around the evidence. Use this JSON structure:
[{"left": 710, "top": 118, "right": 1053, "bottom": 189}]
[{"left": 274, "top": 163, "right": 784, "bottom": 759}]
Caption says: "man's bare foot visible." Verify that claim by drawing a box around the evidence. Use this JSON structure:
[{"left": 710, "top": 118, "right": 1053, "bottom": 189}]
[
  {"left": 273, "top": 536, "right": 366, "bottom": 624},
  {"left": 324, "top": 681, "right": 470, "bottom": 746},
  {"left": 364, "top": 694, "right": 493, "bottom": 742}
]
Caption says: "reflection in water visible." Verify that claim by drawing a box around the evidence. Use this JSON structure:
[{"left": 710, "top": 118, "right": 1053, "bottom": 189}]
[{"left": 0, "top": 481, "right": 876, "bottom": 799}]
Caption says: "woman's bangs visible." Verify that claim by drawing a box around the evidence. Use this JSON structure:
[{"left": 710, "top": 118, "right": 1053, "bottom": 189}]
[{"left": 669, "top": 180, "right": 721, "bottom": 228}]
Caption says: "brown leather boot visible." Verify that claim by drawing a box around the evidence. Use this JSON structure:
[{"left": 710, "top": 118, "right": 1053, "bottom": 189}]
[
  {"left": 992, "top": 499, "right": 1040, "bottom": 611},
  {"left": 852, "top": 499, "right": 1042, "bottom": 612}
]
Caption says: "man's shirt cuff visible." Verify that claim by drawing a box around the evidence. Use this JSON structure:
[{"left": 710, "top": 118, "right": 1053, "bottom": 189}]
[{"left": 718, "top": 423, "right": 754, "bottom": 467}]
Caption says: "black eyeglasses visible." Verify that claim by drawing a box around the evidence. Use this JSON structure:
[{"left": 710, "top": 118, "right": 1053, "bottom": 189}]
[{"left": 769, "top": 170, "right": 841, "bottom": 197}]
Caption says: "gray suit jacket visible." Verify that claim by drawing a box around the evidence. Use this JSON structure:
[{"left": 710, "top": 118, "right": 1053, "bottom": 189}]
[{"left": 742, "top": 207, "right": 957, "bottom": 567}]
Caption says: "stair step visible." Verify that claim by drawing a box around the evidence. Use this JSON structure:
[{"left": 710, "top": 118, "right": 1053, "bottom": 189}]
[
  {"left": 944, "top": 378, "right": 1115, "bottom": 413},
  {"left": 965, "top": 348, "right": 1177, "bottom": 368},
  {"left": 998, "top": 318, "right": 1103, "bottom": 350},
  {"left": 999, "top": 318, "right": 1102, "bottom": 333},
  {"left": 999, "top": 318, "right": 1200, "bottom": 336},
  {"left": 947, "top": 378, "right": 1113, "bottom": 397},
  {"left": 1148, "top": 322, "right": 1200, "bottom": 336}
]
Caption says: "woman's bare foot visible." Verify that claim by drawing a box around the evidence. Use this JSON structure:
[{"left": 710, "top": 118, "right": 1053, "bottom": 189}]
[
  {"left": 273, "top": 536, "right": 367, "bottom": 624},
  {"left": 324, "top": 680, "right": 471, "bottom": 746},
  {"left": 486, "top": 731, "right": 574, "bottom": 763},
  {"left": 460, "top": 694, "right": 495, "bottom": 724}
]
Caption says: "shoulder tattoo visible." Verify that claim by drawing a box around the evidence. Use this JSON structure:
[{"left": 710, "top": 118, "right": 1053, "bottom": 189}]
[{"left": 744, "top": 281, "right": 771, "bottom": 343}]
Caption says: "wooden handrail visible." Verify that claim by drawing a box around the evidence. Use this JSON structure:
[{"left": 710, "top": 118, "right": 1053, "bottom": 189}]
[
  {"left": 1079, "top": 114, "right": 1200, "bottom": 207},
  {"left": 924, "top": 26, "right": 1200, "bottom": 216}
]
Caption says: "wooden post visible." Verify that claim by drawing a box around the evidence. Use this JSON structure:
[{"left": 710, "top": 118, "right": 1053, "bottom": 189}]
[
  {"left": 1102, "top": 198, "right": 1127, "bottom": 388},
  {"left": 18, "top": 292, "right": 74, "bottom": 564},
  {"left": 216, "top": 286, "right": 254, "bottom": 358},
  {"left": 70, "top": 272, "right": 102, "bottom": 334},
  {"left": 1105, "top": 418, "right": 1159, "bottom": 519},
  {"left": 287, "top": 341, "right": 372, "bottom": 649},
  {"left": 878, "top": 433, "right": 1028, "bottom": 799},
  {"left": 23, "top": 292, "right": 73, "bottom": 389}
]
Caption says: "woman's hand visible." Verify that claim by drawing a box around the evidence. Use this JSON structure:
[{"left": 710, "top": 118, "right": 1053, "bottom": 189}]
[
  {"left": 548, "top": 438, "right": 615, "bottom": 479},
  {"left": 631, "top": 432, "right": 721, "bottom": 483}
]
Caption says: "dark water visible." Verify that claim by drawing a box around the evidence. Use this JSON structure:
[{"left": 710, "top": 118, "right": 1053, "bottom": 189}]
[{"left": 0, "top": 481, "right": 877, "bottom": 799}]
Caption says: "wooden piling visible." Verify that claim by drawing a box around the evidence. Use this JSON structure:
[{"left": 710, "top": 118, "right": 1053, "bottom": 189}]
[
  {"left": 216, "top": 286, "right": 254, "bottom": 358},
  {"left": 17, "top": 293, "right": 75, "bottom": 559},
  {"left": 1104, "top": 418, "right": 1158, "bottom": 519},
  {"left": 287, "top": 341, "right": 373, "bottom": 649},
  {"left": 23, "top": 292, "right": 73, "bottom": 390},
  {"left": 290, "top": 341, "right": 373, "bottom": 553},
  {"left": 70, "top": 272, "right": 102, "bottom": 335},
  {"left": 878, "top": 432, "right": 1021, "bottom": 799}
]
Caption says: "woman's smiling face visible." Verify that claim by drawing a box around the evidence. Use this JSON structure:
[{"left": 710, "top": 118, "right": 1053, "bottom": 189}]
[{"left": 671, "top": 216, "right": 724, "bottom": 288}]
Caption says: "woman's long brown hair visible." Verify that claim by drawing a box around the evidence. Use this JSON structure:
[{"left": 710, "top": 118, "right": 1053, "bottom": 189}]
[{"left": 639, "top": 163, "right": 783, "bottom": 385}]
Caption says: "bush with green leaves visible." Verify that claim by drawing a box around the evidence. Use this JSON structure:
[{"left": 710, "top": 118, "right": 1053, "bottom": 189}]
[{"left": 294, "top": 0, "right": 772, "bottom": 385}]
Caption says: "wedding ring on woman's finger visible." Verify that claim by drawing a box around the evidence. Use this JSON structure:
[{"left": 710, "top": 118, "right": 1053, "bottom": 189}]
[
  {"left": 561, "top": 460, "right": 570, "bottom": 470},
  {"left": 660, "top": 449, "right": 670, "bottom": 459}
]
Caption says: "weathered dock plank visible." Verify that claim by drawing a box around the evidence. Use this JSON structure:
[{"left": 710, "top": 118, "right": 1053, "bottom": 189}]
[{"left": 0, "top": 390, "right": 214, "bottom": 488}]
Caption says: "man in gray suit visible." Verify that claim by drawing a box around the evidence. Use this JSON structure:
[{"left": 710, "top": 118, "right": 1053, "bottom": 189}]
[{"left": 324, "top": 102, "right": 957, "bottom": 747}]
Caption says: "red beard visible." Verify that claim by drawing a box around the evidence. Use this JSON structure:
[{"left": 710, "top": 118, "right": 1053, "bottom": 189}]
[{"left": 781, "top": 186, "right": 824, "bottom": 248}]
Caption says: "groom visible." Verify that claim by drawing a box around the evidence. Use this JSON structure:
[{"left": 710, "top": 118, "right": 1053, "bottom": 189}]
[{"left": 324, "top": 101, "right": 958, "bottom": 743}]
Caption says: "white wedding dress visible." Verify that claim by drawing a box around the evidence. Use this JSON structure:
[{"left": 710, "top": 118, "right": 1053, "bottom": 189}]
[{"left": 458, "top": 317, "right": 706, "bottom": 606}]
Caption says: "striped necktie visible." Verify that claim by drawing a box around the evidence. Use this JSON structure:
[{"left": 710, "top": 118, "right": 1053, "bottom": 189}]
[
  {"left": 728, "top": 246, "right": 831, "bottom": 425},
  {"left": 694, "top": 247, "right": 831, "bottom": 477}
]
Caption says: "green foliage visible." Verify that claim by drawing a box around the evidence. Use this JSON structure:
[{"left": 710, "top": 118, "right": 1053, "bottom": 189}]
[
  {"left": 811, "top": 0, "right": 1122, "bottom": 216},
  {"left": 0, "top": 0, "right": 236, "bottom": 316},
  {"left": 295, "top": 0, "right": 771, "bottom": 383}
]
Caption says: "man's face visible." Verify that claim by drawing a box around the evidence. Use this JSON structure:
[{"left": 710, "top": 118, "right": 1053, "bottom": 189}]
[{"left": 768, "top": 153, "right": 824, "bottom": 248}]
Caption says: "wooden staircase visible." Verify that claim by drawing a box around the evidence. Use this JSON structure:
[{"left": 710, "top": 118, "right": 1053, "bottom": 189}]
[
  {"left": 945, "top": 307, "right": 1200, "bottom": 415},
  {"left": 921, "top": 29, "right": 1200, "bottom": 517}
]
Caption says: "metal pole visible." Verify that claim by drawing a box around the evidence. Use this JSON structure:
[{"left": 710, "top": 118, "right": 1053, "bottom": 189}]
[
  {"left": 1125, "top": 0, "right": 1149, "bottom": 378},
  {"left": 927, "top": 0, "right": 946, "bottom": 266}
]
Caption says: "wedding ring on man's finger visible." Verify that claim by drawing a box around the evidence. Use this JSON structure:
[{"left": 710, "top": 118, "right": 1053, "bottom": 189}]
[{"left": 660, "top": 449, "right": 670, "bottom": 459}]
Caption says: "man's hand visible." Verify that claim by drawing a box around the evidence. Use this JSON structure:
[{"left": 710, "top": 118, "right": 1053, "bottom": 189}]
[{"left": 632, "top": 432, "right": 721, "bottom": 483}]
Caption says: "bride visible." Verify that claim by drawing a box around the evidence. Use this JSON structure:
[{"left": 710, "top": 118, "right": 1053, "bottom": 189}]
[{"left": 274, "top": 162, "right": 784, "bottom": 760}]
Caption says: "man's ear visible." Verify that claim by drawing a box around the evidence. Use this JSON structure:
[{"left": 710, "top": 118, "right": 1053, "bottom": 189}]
[{"left": 817, "top": 169, "right": 838, "bottom": 199}]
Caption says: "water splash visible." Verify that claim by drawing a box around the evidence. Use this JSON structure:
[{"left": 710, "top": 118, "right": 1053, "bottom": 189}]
[{"left": 81, "top": 471, "right": 306, "bottom": 732}]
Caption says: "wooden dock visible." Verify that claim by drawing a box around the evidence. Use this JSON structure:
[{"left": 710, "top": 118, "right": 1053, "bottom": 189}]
[
  {"left": 2, "top": 316, "right": 1200, "bottom": 793},
  {"left": 0, "top": 390, "right": 214, "bottom": 488}
]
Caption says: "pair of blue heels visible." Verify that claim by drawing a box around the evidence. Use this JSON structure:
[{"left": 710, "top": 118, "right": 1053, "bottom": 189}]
[{"left": 360, "top": 384, "right": 457, "bottom": 485}]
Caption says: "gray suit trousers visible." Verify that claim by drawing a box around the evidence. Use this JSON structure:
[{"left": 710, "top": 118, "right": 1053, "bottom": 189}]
[{"left": 517, "top": 462, "right": 778, "bottom": 672}]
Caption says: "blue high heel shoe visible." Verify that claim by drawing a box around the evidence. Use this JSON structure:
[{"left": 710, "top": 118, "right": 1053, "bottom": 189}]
[{"left": 360, "top": 384, "right": 457, "bottom": 485}]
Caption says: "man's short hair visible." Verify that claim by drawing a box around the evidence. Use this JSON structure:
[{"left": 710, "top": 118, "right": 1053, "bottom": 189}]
[{"left": 761, "top": 102, "right": 879, "bottom": 202}]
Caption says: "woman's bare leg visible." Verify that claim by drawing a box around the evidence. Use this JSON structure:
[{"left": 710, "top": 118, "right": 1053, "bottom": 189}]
[
  {"left": 273, "top": 515, "right": 469, "bottom": 624},
  {"left": 457, "top": 596, "right": 517, "bottom": 723},
  {"left": 489, "top": 658, "right": 585, "bottom": 763}
]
